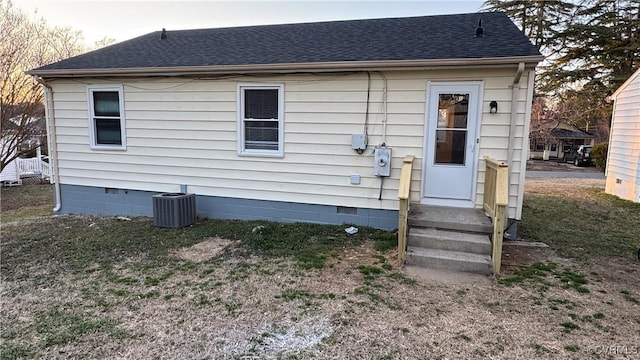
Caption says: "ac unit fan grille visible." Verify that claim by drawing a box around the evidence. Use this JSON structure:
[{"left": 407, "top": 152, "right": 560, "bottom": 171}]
[{"left": 152, "top": 193, "right": 196, "bottom": 228}]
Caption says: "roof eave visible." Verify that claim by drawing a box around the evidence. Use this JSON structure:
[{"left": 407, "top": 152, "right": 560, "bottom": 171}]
[{"left": 27, "top": 56, "right": 544, "bottom": 78}]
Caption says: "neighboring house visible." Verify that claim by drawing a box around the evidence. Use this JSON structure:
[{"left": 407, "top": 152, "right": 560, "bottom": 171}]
[
  {"left": 605, "top": 68, "right": 640, "bottom": 203},
  {"left": 1, "top": 114, "right": 46, "bottom": 163},
  {"left": 529, "top": 122, "right": 595, "bottom": 160},
  {"left": 28, "top": 13, "right": 542, "bottom": 235},
  {"left": 0, "top": 141, "right": 20, "bottom": 185},
  {"left": 1, "top": 115, "right": 48, "bottom": 185}
]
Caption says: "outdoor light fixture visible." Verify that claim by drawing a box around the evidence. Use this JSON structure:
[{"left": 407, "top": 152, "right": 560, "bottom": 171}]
[{"left": 489, "top": 101, "right": 498, "bottom": 113}]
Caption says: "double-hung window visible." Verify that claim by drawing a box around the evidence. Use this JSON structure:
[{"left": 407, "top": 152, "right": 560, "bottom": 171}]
[
  {"left": 237, "top": 84, "right": 284, "bottom": 157},
  {"left": 87, "top": 85, "right": 126, "bottom": 150}
]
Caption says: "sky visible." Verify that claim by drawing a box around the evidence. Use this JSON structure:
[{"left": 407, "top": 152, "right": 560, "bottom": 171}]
[{"left": 13, "top": 0, "right": 486, "bottom": 45}]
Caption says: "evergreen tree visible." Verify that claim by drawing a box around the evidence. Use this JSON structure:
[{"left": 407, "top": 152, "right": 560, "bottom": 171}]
[
  {"left": 484, "top": 0, "right": 640, "bottom": 139},
  {"left": 482, "top": 0, "right": 576, "bottom": 56},
  {"left": 546, "top": 0, "right": 639, "bottom": 95}
]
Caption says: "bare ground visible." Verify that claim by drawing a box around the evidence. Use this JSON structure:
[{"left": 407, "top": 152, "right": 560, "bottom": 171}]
[{"left": 1, "top": 179, "right": 639, "bottom": 359}]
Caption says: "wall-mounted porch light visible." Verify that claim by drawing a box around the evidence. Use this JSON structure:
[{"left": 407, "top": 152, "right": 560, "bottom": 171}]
[{"left": 489, "top": 101, "right": 498, "bottom": 114}]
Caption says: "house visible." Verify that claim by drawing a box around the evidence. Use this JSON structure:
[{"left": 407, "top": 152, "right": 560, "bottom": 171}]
[
  {"left": 529, "top": 122, "right": 595, "bottom": 160},
  {"left": 0, "top": 140, "right": 20, "bottom": 185},
  {"left": 605, "top": 68, "right": 640, "bottom": 203},
  {"left": 28, "top": 13, "right": 542, "bottom": 273},
  {"left": 1, "top": 112, "right": 47, "bottom": 171}
]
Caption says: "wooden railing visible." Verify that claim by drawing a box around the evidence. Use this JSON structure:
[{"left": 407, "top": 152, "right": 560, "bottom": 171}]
[
  {"left": 397, "top": 155, "right": 415, "bottom": 264},
  {"left": 483, "top": 157, "right": 509, "bottom": 275}
]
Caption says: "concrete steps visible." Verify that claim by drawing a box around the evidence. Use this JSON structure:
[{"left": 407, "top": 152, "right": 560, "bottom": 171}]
[
  {"left": 406, "top": 247, "right": 491, "bottom": 275},
  {"left": 408, "top": 228, "right": 491, "bottom": 255},
  {"left": 405, "top": 204, "right": 494, "bottom": 275}
]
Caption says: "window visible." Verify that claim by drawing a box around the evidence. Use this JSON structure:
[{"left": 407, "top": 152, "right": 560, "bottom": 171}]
[
  {"left": 535, "top": 143, "right": 545, "bottom": 151},
  {"left": 237, "top": 84, "right": 284, "bottom": 157},
  {"left": 87, "top": 85, "right": 126, "bottom": 149}
]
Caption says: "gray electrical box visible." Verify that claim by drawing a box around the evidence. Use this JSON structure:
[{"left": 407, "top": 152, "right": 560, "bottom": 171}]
[
  {"left": 374, "top": 146, "right": 392, "bottom": 177},
  {"left": 352, "top": 134, "right": 368, "bottom": 151}
]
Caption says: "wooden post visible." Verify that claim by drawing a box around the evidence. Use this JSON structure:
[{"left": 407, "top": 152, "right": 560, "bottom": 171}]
[
  {"left": 492, "top": 205, "right": 505, "bottom": 274},
  {"left": 492, "top": 162, "right": 509, "bottom": 275},
  {"left": 398, "top": 200, "right": 408, "bottom": 263},
  {"left": 397, "top": 155, "right": 415, "bottom": 264}
]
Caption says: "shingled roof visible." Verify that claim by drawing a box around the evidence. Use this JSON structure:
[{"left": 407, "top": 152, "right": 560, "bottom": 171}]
[
  {"left": 550, "top": 128, "right": 595, "bottom": 139},
  {"left": 29, "top": 12, "right": 542, "bottom": 77}
]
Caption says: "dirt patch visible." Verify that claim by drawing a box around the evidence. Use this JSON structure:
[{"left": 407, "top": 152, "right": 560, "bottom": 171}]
[
  {"left": 501, "top": 242, "right": 570, "bottom": 273},
  {"left": 171, "top": 236, "right": 233, "bottom": 262}
]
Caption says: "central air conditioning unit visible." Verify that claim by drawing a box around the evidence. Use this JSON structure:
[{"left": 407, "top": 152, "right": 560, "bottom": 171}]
[{"left": 152, "top": 192, "right": 196, "bottom": 228}]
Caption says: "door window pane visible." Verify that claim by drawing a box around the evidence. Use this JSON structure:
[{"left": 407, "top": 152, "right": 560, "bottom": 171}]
[
  {"left": 438, "top": 94, "right": 469, "bottom": 129},
  {"left": 434, "top": 130, "right": 466, "bottom": 165}
]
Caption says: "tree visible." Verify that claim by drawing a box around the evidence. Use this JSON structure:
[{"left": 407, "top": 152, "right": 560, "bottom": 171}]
[
  {"left": 484, "top": 0, "right": 639, "bottom": 142},
  {"left": 547, "top": 0, "right": 639, "bottom": 89},
  {"left": 0, "top": 0, "right": 88, "bottom": 171},
  {"left": 482, "top": 0, "right": 576, "bottom": 56},
  {"left": 543, "top": 0, "right": 639, "bottom": 114}
]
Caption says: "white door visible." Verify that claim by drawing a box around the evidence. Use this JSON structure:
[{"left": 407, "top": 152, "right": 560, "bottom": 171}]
[{"left": 423, "top": 82, "right": 482, "bottom": 207}]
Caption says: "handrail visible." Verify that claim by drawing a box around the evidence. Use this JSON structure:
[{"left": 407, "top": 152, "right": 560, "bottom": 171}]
[
  {"left": 16, "top": 157, "right": 50, "bottom": 179},
  {"left": 397, "top": 155, "right": 415, "bottom": 264},
  {"left": 483, "top": 157, "right": 509, "bottom": 275}
]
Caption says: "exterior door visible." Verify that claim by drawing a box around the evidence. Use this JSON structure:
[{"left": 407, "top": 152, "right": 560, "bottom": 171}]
[{"left": 423, "top": 82, "right": 482, "bottom": 207}]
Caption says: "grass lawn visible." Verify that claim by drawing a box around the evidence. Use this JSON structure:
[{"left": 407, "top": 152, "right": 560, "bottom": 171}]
[
  {"left": 0, "top": 184, "right": 53, "bottom": 224},
  {"left": 520, "top": 179, "right": 640, "bottom": 260},
  {"left": 1, "top": 182, "right": 639, "bottom": 359}
]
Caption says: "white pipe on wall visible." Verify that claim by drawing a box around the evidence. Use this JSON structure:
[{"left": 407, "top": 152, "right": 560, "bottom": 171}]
[
  {"left": 35, "top": 77, "right": 61, "bottom": 212},
  {"left": 507, "top": 62, "right": 525, "bottom": 169}
]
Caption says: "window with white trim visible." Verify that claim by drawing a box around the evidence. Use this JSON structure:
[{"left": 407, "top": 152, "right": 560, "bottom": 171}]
[
  {"left": 238, "top": 84, "right": 284, "bottom": 157},
  {"left": 87, "top": 85, "right": 126, "bottom": 150}
]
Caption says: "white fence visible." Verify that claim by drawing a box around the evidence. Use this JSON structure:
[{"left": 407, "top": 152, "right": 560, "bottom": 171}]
[{"left": 16, "top": 157, "right": 51, "bottom": 180}]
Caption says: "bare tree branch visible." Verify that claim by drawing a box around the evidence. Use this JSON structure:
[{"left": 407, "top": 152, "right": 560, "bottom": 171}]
[{"left": 1, "top": 0, "right": 87, "bottom": 171}]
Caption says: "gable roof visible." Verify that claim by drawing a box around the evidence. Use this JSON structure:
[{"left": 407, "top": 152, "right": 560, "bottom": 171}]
[{"left": 29, "top": 12, "right": 542, "bottom": 77}]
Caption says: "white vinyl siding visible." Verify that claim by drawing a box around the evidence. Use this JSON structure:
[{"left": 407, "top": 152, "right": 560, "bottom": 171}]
[
  {"left": 87, "top": 85, "right": 126, "bottom": 150},
  {"left": 49, "top": 68, "right": 532, "bottom": 217},
  {"left": 605, "top": 69, "right": 640, "bottom": 203}
]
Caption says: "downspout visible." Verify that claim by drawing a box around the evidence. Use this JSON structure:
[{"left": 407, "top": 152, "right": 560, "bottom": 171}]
[
  {"left": 34, "top": 76, "right": 61, "bottom": 212},
  {"left": 507, "top": 62, "right": 525, "bottom": 168},
  {"left": 503, "top": 62, "right": 525, "bottom": 238}
]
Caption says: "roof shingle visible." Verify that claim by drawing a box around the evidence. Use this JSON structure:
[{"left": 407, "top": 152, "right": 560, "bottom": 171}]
[{"left": 33, "top": 12, "right": 541, "bottom": 72}]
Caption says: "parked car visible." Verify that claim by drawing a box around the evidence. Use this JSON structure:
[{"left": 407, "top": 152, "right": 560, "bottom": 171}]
[{"left": 564, "top": 145, "right": 593, "bottom": 166}]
